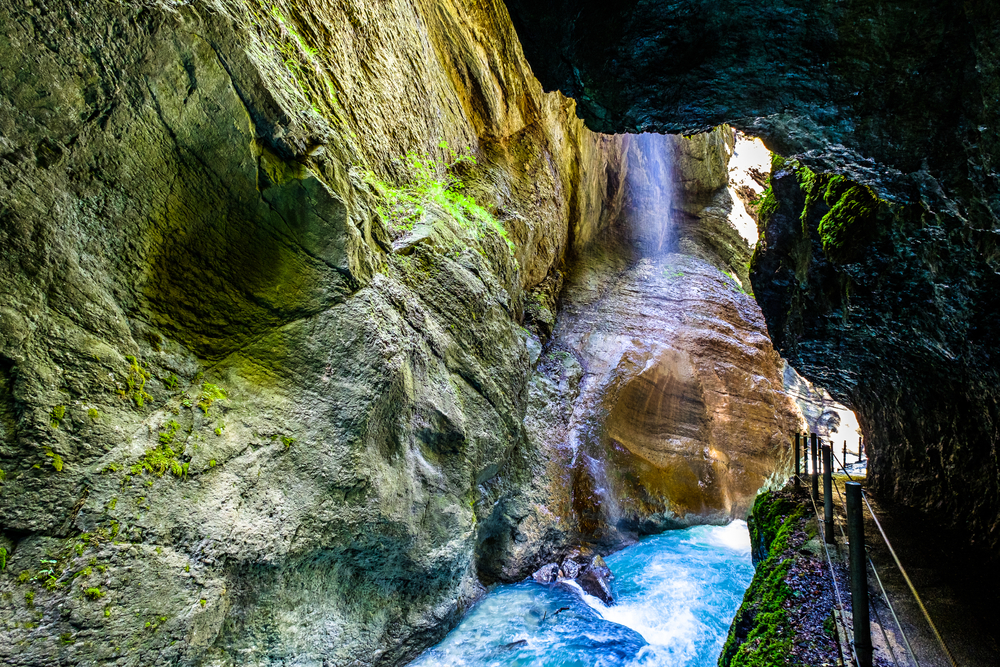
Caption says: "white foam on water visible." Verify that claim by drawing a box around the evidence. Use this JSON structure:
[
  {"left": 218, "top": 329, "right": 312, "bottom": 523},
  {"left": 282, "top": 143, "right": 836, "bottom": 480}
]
[
  {"left": 408, "top": 521, "right": 755, "bottom": 667},
  {"left": 702, "top": 520, "right": 752, "bottom": 553}
]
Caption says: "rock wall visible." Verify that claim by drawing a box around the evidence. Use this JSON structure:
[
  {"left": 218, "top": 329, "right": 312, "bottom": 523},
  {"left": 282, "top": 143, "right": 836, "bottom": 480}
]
[
  {"left": 478, "top": 129, "right": 801, "bottom": 578},
  {"left": 501, "top": 0, "right": 1000, "bottom": 553},
  {"left": 752, "top": 157, "right": 1000, "bottom": 550},
  {"left": 0, "top": 1, "right": 803, "bottom": 664},
  {"left": 0, "top": 1, "right": 626, "bottom": 664}
]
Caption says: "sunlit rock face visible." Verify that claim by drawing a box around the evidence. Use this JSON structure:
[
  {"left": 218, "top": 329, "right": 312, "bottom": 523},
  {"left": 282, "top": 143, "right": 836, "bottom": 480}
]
[
  {"left": 0, "top": 1, "right": 630, "bottom": 664},
  {"left": 502, "top": 0, "right": 1000, "bottom": 553}
]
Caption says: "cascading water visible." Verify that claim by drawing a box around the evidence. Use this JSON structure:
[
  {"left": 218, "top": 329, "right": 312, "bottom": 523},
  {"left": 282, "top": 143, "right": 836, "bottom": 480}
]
[{"left": 409, "top": 522, "right": 754, "bottom": 667}]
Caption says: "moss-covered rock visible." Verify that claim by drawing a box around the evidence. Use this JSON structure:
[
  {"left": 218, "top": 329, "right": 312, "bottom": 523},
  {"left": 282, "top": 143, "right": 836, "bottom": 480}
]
[{"left": 720, "top": 488, "right": 840, "bottom": 667}]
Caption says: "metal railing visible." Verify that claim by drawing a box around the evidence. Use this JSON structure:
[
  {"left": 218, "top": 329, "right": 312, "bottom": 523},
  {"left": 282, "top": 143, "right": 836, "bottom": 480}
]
[{"left": 790, "top": 432, "right": 958, "bottom": 667}]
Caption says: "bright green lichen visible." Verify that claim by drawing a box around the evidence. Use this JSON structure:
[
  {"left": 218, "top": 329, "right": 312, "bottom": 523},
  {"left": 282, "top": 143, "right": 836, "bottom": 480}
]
[
  {"left": 816, "top": 179, "right": 880, "bottom": 262},
  {"left": 120, "top": 356, "right": 152, "bottom": 408},
  {"left": 198, "top": 383, "right": 226, "bottom": 415},
  {"left": 44, "top": 449, "right": 64, "bottom": 472},
  {"left": 50, "top": 405, "right": 65, "bottom": 429}
]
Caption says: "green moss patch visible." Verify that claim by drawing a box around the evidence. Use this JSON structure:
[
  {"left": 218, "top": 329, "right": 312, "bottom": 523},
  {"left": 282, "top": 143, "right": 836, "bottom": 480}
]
[{"left": 719, "top": 490, "right": 808, "bottom": 667}]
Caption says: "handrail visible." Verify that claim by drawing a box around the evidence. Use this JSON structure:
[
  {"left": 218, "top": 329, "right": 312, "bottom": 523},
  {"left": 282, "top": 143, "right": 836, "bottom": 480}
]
[
  {"left": 817, "top": 438, "right": 957, "bottom": 667},
  {"left": 861, "top": 493, "right": 958, "bottom": 667},
  {"left": 829, "top": 455, "right": 912, "bottom": 667},
  {"left": 801, "top": 475, "right": 860, "bottom": 667}
]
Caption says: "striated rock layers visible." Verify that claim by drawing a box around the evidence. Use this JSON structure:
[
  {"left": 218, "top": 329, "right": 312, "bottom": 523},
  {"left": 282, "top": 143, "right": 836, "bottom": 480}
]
[
  {"left": 0, "top": 1, "right": 798, "bottom": 665},
  {"left": 502, "top": 0, "right": 1000, "bottom": 552},
  {"left": 480, "top": 129, "right": 801, "bottom": 580}
]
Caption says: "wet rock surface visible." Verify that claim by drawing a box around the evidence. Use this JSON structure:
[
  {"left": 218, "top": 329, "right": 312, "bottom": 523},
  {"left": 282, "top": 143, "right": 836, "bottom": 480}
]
[
  {"left": 503, "top": 0, "right": 1000, "bottom": 558},
  {"left": 576, "top": 555, "right": 614, "bottom": 605},
  {"left": 530, "top": 554, "right": 615, "bottom": 604},
  {"left": 516, "top": 131, "right": 800, "bottom": 550},
  {"left": 752, "top": 157, "right": 1000, "bottom": 552}
]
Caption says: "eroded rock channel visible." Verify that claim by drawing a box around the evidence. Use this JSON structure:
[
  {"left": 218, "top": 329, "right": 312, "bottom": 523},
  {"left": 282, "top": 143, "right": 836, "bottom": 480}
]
[{"left": 1, "top": 0, "right": 988, "bottom": 665}]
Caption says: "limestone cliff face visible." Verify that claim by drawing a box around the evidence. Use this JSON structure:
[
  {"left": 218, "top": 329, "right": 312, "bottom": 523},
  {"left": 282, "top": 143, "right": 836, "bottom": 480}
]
[
  {"left": 502, "top": 0, "right": 1000, "bottom": 553},
  {"left": 0, "top": 1, "right": 625, "bottom": 664}
]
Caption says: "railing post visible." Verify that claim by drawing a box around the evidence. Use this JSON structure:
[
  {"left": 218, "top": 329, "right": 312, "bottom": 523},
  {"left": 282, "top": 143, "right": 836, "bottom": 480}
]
[
  {"left": 846, "top": 482, "right": 873, "bottom": 667},
  {"left": 822, "top": 443, "right": 835, "bottom": 544},
  {"left": 811, "top": 433, "right": 819, "bottom": 502},
  {"left": 794, "top": 433, "right": 801, "bottom": 489},
  {"left": 843, "top": 440, "right": 848, "bottom": 471},
  {"left": 859, "top": 436, "right": 864, "bottom": 463}
]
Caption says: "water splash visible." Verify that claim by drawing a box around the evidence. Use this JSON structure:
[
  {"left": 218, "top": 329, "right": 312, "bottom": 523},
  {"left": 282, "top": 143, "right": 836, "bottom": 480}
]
[{"left": 408, "top": 522, "right": 754, "bottom": 667}]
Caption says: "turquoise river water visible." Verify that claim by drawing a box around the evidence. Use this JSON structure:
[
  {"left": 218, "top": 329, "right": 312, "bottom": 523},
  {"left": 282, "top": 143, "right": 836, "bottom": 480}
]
[{"left": 409, "top": 521, "right": 754, "bottom": 667}]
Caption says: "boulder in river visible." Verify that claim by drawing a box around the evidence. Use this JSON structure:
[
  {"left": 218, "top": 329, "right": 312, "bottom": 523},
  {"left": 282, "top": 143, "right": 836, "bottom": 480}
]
[
  {"left": 561, "top": 557, "right": 582, "bottom": 579},
  {"left": 531, "top": 563, "right": 561, "bottom": 585},
  {"left": 577, "top": 555, "right": 615, "bottom": 604}
]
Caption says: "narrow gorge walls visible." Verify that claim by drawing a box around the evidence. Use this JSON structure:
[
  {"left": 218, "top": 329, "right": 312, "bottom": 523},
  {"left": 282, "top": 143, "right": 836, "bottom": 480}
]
[
  {"left": 0, "top": 1, "right": 625, "bottom": 664},
  {"left": 502, "top": 0, "right": 1000, "bottom": 553},
  {"left": 1, "top": 1, "right": 803, "bottom": 665}
]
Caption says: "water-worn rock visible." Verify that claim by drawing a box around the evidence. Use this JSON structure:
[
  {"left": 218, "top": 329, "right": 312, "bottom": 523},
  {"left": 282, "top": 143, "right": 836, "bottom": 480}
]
[
  {"left": 0, "top": 1, "right": 630, "bottom": 664},
  {"left": 531, "top": 563, "right": 560, "bottom": 585},
  {"left": 508, "top": 132, "right": 801, "bottom": 551},
  {"left": 560, "top": 557, "right": 581, "bottom": 579},
  {"left": 577, "top": 555, "right": 615, "bottom": 605},
  {"left": 502, "top": 0, "right": 1000, "bottom": 556}
]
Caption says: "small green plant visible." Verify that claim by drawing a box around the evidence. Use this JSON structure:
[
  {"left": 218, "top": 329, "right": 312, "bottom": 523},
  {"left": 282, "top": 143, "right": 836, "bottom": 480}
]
[
  {"left": 18, "top": 570, "right": 30, "bottom": 584},
  {"left": 120, "top": 356, "right": 152, "bottom": 408},
  {"left": 163, "top": 373, "right": 179, "bottom": 391},
  {"left": 104, "top": 606, "right": 112, "bottom": 618},
  {"left": 0, "top": 546, "right": 6, "bottom": 570},
  {"left": 159, "top": 420, "right": 181, "bottom": 445},
  {"left": 87, "top": 408, "right": 100, "bottom": 421},
  {"left": 198, "top": 383, "right": 226, "bottom": 415},
  {"left": 44, "top": 449, "right": 64, "bottom": 472},
  {"left": 200, "top": 598, "right": 207, "bottom": 607},
  {"left": 50, "top": 405, "right": 66, "bottom": 428},
  {"left": 60, "top": 632, "right": 75, "bottom": 644},
  {"left": 0, "top": 467, "right": 5, "bottom": 484},
  {"left": 214, "top": 421, "right": 225, "bottom": 436},
  {"left": 107, "top": 497, "right": 117, "bottom": 510},
  {"left": 281, "top": 436, "right": 296, "bottom": 449},
  {"left": 24, "top": 590, "right": 34, "bottom": 606},
  {"left": 84, "top": 587, "right": 104, "bottom": 601},
  {"left": 208, "top": 459, "right": 217, "bottom": 468},
  {"left": 130, "top": 439, "right": 188, "bottom": 479},
  {"left": 364, "top": 141, "right": 514, "bottom": 253}
]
